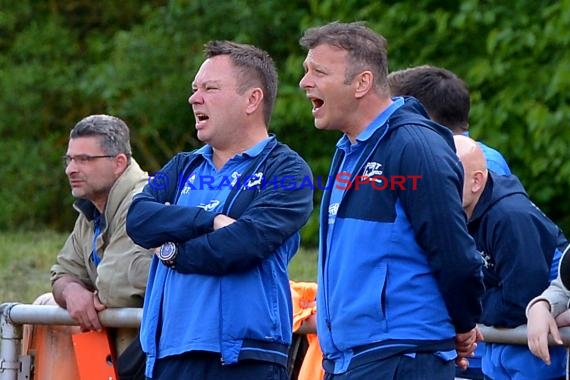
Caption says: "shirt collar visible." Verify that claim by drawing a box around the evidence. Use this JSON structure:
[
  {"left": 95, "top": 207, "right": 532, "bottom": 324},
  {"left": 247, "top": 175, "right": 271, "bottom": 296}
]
[
  {"left": 336, "top": 96, "right": 405, "bottom": 151},
  {"left": 195, "top": 135, "right": 274, "bottom": 165}
]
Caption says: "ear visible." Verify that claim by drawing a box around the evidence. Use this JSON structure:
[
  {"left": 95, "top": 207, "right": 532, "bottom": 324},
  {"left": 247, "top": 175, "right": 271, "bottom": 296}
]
[
  {"left": 113, "top": 153, "right": 129, "bottom": 175},
  {"left": 354, "top": 70, "right": 374, "bottom": 99},
  {"left": 471, "top": 170, "right": 486, "bottom": 193},
  {"left": 245, "top": 87, "right": 264, "bottom": 115}
]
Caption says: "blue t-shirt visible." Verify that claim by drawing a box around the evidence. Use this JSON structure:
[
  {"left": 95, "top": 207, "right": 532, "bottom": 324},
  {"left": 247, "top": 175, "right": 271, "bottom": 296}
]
[{"left": 477, "top": 141, "right": 511, "bottom": 176}]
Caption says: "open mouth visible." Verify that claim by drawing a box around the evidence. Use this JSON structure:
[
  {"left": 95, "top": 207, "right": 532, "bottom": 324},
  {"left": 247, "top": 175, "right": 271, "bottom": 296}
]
[
  {"left": 310, "top": 97, "right": 324, "bottom": 112},
  {"left": 195, "top": 112, "right": 209, "bottom": 122}
]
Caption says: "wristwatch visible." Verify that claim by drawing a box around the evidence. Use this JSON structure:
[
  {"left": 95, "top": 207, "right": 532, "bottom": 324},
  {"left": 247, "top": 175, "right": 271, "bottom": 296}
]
[{"left": 158, "top": 242, "right": 178, "bottom": 268}]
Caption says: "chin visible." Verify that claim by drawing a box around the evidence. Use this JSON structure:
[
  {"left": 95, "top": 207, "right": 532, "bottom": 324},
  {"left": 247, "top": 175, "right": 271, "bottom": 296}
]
[
  {"left": 71, "top": 189, "right": 85, "bottom": 199},
  {"left": 314, "top": 120, "right": 327, "bottom": 130},
  {"left": 196, "top": 130, "right": 210, "bottom": 143}
]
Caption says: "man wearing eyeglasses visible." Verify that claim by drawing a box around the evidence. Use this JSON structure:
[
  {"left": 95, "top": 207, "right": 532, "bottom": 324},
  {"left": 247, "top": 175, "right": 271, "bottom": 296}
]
[
  {"left": 24, "top": 114, "right": 152, "bottom": 378},
  {"left": 52, "top": 113, "right": 152, "bottom": 333}
]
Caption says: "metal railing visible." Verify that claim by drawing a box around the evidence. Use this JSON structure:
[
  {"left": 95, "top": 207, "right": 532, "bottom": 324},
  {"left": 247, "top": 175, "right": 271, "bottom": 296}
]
[
  {"left": 2, "top": 302, "right": 570, "bottom": 379},
  {"left": 0, "top": 303, "right": 141, "bottom": 380}
]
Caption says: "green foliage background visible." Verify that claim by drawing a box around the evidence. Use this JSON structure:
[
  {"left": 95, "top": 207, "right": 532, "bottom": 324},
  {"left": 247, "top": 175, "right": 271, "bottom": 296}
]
[{"left": 1, "top": 0, "right": 570, "bottom": 246}]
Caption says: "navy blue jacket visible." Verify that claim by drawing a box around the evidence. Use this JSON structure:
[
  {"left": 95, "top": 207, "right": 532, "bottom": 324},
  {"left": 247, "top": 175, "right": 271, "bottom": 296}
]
[
  {"left": 126, "top": 137, "right": 313, "bottom": 375},
  {"left": 317, "top": 98, "right": 484, "bottom": 373},
  {"left": 469, "top": 172, "right": 568, "bottom": 327},
  {"left": 127, "top": 137, "right": 313, "bottom": 274}
]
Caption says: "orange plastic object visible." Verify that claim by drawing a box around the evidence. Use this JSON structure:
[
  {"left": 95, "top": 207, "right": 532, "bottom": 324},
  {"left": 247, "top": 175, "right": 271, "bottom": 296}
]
[
  {"left": 71, "top": 330, "right": 117, "bottom": 380},
  {"left": 24, "top": 324, "right": 82, "bottom": 380},
  {"left": 290, "top": 281, "right": 325, "bottom": 380}
]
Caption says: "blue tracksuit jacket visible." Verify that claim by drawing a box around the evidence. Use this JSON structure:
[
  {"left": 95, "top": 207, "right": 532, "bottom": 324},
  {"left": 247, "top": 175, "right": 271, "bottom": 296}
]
[
  {"left": 126, "top": 137, "right": 313, "bottom": 377},
  {"left": 317, "top": 97, "right": 484, "bottom": 374}
]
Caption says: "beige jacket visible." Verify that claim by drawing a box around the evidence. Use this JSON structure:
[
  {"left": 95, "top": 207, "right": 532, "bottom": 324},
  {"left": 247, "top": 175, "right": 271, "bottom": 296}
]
[{"left": 50, "top": 159, "right": 152, "bottom": 308}]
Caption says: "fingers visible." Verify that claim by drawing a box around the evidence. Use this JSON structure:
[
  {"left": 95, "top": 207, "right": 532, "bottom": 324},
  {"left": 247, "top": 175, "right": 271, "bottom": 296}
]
[
  {"left": 528, "top": 334, "right": 551, "bottom": 365},
  {"left": 549, "top": 319, "right": 563, "bottom": 346},
  {"left": 455, "top": 356, "right": 469, "bottom": 370},
  {"left": 81, "top": 306, "right": 104, "bottom": 332},
  {"left": 93, "top": 291, "right": 107, "bottom": 312},
  {"left": 455, "top": 329, "right": 477, "bottom": 357},
  {"left": 527, "top": 301, "right": 559, "bottom": 365},
  {"left": 66, "top": 289, "right": 104, "bottom": 331},
  {"left": 475, "top": 326, "right": 484, "bottom": 341}
]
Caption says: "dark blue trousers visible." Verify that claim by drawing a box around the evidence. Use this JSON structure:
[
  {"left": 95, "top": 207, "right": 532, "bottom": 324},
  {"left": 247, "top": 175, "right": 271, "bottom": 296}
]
[
  {"left": 146, "top": 351, "right": 287, "bottom": 380},
  {"left": 324, "top": 352, "right": 455, "bottom": 380}
]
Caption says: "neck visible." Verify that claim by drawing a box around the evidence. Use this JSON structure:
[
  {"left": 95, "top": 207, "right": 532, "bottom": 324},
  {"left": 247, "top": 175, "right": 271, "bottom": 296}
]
[
  {"left": 212, "top": 128, "right": 269, "bottom": 169},
  {"left": 345, "top": 96, "right": 393, "bottom": 144},
  {"left": 93, "top": 199, "right": 106, "bottom": 214}
]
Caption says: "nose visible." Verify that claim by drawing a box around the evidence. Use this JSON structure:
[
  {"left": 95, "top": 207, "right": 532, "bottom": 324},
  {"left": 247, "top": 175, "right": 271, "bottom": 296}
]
[
  {"left": 65, "top": 159, "right": 77, "bottom": 176},
  {"left": 299, "top": 73, "right": 313, "bottom": 90},
  {"left": 188, "top": 90, "right": 201, "bottom": 106}
]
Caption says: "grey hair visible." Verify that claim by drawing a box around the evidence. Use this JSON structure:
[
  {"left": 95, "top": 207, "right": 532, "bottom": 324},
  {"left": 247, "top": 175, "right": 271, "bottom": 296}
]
[{"left": 70, "top": 114, "right": 132, "bottom": 162}]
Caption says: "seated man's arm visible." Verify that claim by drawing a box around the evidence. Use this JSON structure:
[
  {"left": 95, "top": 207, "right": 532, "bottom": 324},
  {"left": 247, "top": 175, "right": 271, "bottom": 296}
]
[
  {"left": 51, "top": 231, "right": 104, "bottom": 331},
  {"left": 526, "top": 271, "right": 570, "bottom": 364},
  {"left": 52, "top": 274, "right": 105, "bottom": 331},
  {"left": 527, "top": 300, "right": 562, "bottom": 365}
]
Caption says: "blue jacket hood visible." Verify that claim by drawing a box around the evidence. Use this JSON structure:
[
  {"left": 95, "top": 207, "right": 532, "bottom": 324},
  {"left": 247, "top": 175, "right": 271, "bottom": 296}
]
[
  {"left": 471, "top": 173, "right": 528, "bottom": 223},
  {"left": 388, "top": 97, "right": 456, "bottom": 151}
]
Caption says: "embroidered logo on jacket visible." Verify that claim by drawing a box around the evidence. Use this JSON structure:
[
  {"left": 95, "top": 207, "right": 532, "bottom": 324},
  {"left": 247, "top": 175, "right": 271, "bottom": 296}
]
[
  {"left": 198, "top": 199, "right": 221, "bottom": 212},
  {"left": 244, "top": 172, "right": 264, "bottom": 189},
  {"left": 362, "top": 162, "right": 384, "bottom": 185},
  {"left": 230, "top": 171, "right": 242, "bottom": 187},
  {"left": 328, "top": 203, "right": 339, "bottom": 225}
]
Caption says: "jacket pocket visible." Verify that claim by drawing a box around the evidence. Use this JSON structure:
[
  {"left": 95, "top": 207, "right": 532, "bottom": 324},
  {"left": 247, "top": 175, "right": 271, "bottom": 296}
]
[{"left": 332, "top": 263, "right": 388, "bottom": 349}]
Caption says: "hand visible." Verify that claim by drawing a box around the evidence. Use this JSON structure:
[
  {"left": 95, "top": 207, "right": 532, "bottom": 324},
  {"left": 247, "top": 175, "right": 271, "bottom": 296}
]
[
  {"left": 527, "top": 300, "right": 562, "bottom": 365},
  {"left": 298, "top": 313, "right": 317, "bottom": 334},
  {"left": 213, "top": 214, "right": 236, "bottom": 230},
  {"left": 63, "top": 282, "right": 104, "bottom": 332},
  {"left": 455, "top": 326, "right": 483, "bottom": 370}
]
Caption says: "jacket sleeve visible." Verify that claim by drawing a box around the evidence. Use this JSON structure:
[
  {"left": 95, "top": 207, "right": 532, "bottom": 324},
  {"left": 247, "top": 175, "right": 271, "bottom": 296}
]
[
  {"left": 527, "top": 276, "right": 570, "bottom": 318},
  {"left": 173, "top": 155, "right": 314, "bottom": 275},
  {"left": 481, "top": 211, "right": 552, "bottom": 327},
  {"left": 398, "top": 128, "right": 484, "bottom": 333},
  {"left": 126, "top": 154, "right": 216, "bottom": 248},
  {"left": 50, "top": 217, "right": 94, "bottom": 289}
]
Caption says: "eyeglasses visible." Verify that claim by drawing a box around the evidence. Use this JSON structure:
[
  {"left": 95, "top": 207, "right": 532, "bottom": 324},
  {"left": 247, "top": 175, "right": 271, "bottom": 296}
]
[{"left": 62, "top": 154, "right": 116, "bottom": 167}]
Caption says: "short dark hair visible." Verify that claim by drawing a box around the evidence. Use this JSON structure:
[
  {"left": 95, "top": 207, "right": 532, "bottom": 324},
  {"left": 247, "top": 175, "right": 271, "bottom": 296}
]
[
  {"left": 204, "top": 40, "right": 278, "bottom": 126},
  {"left": 70, "top": 114, "right": 132, "bottom": 162},
  {"left": 299, "top": 21, "right": 389, "bottom": 91},
  {"left": 388, "top": 65, "right": 470, "bottom": 133}
]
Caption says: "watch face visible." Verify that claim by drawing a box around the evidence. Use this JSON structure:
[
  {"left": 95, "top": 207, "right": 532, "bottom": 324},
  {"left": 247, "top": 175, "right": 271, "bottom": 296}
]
[{"left": 159, "top": 242, "right": 176, "bottom": 261}]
